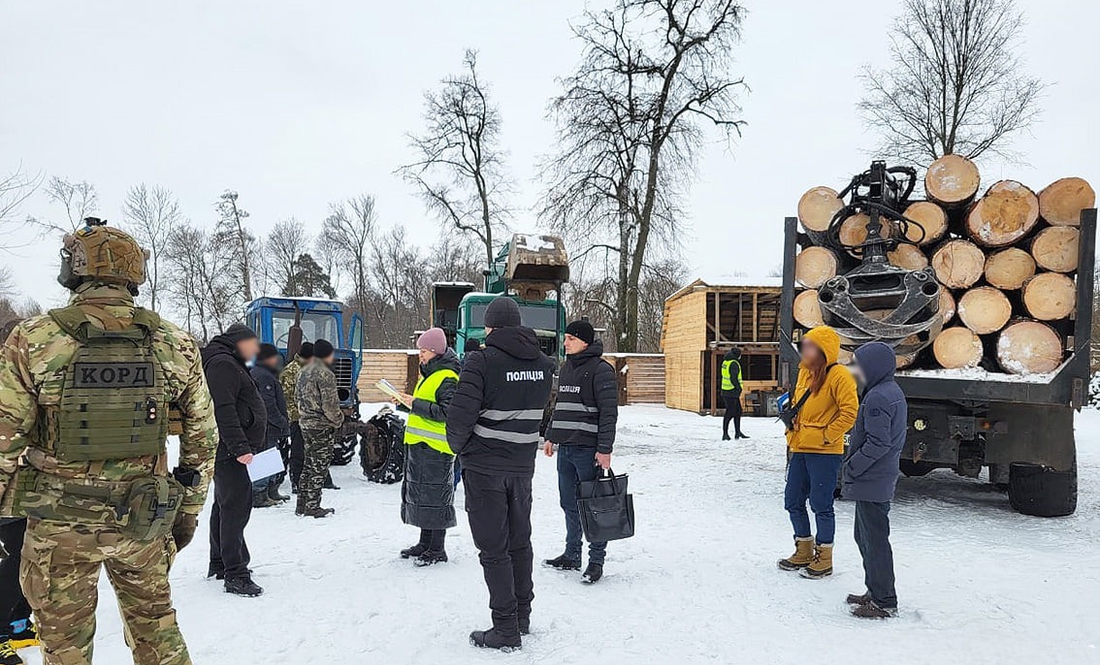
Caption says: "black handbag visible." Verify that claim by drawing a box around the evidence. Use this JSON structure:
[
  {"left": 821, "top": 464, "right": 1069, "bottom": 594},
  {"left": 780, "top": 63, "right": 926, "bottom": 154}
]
[{"left": 577, "top": 469, "right": 635, "bottom": 542}]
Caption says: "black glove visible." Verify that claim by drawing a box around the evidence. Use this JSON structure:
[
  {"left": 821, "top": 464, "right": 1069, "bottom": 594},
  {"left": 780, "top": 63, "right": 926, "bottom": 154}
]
[{"left": 172, "top": 513, "right": 198, "bottom": 551}]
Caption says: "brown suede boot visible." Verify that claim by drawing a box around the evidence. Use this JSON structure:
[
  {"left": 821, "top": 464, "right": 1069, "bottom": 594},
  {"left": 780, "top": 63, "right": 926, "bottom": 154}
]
[
  {"left": 800, "top": 543, "right": 833, "bottom": 579},
  {"left": 777, "top": 537, "right": 815, "bottom": 571}
]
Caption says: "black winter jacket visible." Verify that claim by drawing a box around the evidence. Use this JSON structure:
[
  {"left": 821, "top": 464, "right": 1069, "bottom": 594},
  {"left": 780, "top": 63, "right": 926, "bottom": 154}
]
[
  {"left": 446, "top": 327, "right": 556, "bottom": 476},
  {"left": 547, "top": 339, "right": 618, "bottom": 453},
  {"left": 202, "top": 336, "right": 267, "bottom": 461},
  {"left": 251, "top": 363, "right": 291, "bottom": 443},
  {"left": 401, "top": 348, "right": 462, "bottom": 530}
]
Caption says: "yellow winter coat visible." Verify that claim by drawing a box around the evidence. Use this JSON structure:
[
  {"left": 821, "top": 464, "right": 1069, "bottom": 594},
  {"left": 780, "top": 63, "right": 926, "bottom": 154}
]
[{"left": 786, "top": 326, "right": 859, "bottom": 455}]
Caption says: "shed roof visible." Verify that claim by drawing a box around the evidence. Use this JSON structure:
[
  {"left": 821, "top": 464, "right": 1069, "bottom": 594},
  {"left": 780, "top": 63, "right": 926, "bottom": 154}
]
[{"left": 665, "top": 277, "right": 783, "bottom": 304}]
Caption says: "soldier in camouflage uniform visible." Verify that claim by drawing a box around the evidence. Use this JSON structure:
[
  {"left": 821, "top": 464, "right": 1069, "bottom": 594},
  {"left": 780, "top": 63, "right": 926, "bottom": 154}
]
[
  {"left": 294, "top": 339, "right": 342, "bottom": 518},
  {"left": 279, "top": 342, "right": 312, "bottom": 492},
  {"left": 0, "top": 219, "right": 218, "bottom": 665}
]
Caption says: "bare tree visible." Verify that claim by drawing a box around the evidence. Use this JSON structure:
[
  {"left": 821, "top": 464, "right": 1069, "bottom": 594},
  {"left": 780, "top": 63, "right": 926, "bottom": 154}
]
[
  {"left": 540, "top": 0, "right": 746, "bottom": 352},
  {"left": 40, "top": 176, "right": 99, "bottom": 232},
  {"left": 427, "top": 237, "right": 484, "bottom": 285},
  {"left": 0, "top": 267, "right": 15, "bottom": 301},
  {"left": 214, "top": 190, "right": 256, "bottom": 302},
  {"left": 0, "top": 168, "right": 40, "bottom": 246},
  {"left": 399, "top": 50, "right": 511, "bottom": 266},
  {"left": 267, "top": 219, "right": 310, "bottom": 297},
  {"left": 366, "top": 225, "right": 431, "bottom": 347},
  {"left": 322, "top": 195, "right": 377, "bottom": 317},
  {"left": 859, "top": 0, "right": 1045, "bottom": 165},
  {"left": 122, "top": 184, "right": 181, "bottom": 312},
  {"left": 164, "top": 223, "right": 241, "bottom": 341}
]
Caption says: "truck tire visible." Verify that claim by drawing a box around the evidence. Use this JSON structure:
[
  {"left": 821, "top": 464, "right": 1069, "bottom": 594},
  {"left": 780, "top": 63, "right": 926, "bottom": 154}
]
[
  {"left": 330, "top": 432, "right": 358, "bottom": 466},
  {"left": 898, "top": 460, "right": 936, "bottom": 477},
  {"left": 1008, "top": 462, "right": 1077, "bottom": 517}
]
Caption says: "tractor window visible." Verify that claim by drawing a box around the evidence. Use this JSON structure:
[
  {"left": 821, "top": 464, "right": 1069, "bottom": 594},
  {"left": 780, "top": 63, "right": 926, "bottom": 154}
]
[
  {"left": 271, "top": 311, "right": 340, "bottom": 348},
  {"left": 467, "top": 302, "right": 559, "bottom": 331}
]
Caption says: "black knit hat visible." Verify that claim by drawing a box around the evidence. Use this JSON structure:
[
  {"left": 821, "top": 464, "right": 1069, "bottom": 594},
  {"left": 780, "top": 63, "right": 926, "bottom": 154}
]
[
  {"left": 565, "top": 320, "right": 595, "bottom": 345},
  {"left": 224, "top": 323, "right": 257, "bottom": 343},
  {"left": 484, "top": 297, "right": 522, "bottom": 328},
  {"left": 314, "top": 339, "right": 335, "bottom": 359},
  {"left": 299, "top": 341, "right": 315, "bottom": 359},
  {"left": 257, "top": 343, "right": 280, "bottom": 362}
]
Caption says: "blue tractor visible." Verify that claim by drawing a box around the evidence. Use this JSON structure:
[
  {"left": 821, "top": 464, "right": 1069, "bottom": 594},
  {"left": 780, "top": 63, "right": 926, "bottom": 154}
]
[{"left": 244, "top": 296, "right": 365, "bottom": 465}]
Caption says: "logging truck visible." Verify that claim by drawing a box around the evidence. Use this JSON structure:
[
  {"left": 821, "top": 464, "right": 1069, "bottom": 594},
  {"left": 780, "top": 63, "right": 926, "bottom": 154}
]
[{"left": 780, "top": 159, "right": 1096, "bottom": 517}]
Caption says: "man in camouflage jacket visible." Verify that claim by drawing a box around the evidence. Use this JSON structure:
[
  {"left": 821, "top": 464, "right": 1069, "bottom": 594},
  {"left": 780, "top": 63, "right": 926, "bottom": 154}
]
[
  {"left": 295, "top": 339, "right": 343, "bottom": 517},
  {"left": 0, "top": 221, "right": 217, "bottom": 665},
  {"left": 280, "top": 341, "right": 313, "bottom": 491}
]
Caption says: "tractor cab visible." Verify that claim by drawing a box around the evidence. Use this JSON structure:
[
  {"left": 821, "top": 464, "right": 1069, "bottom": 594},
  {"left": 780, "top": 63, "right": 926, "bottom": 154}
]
[{"left": 244, "top": 297, "right": 365, "bottom": 408}]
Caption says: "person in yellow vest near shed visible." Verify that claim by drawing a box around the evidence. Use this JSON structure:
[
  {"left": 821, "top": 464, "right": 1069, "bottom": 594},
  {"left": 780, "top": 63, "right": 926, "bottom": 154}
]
[
  {"left": 721, "top": 348, "right": 748, "bottom": 440},
  {"left": 393, "top": 327, "right": 460, "bottom": 567}
]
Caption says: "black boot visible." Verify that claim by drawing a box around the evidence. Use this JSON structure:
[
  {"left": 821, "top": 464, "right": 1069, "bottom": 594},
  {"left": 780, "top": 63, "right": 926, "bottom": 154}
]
[
  {"left": 224, "top": 576, "right": 264, "bottom": 597},
  {"left": 401, "top": 543, "right": 429, "bottom": 559},
  {"left": 847, "top": 592, "right": 871, "bottom": 606},
  {"left": 582, "top": 563, "right": 603, "bottom": 584},
  {"left": 470, "top": 628, "right": 522, "bottom": 652},
  {"left": 207, "top": 563, "right": 225, "bottom": 580},
  {"left": 415, "top": 550, "right": 449, "bottom": 567},
  {"left": 300, "top": 507, "right": 335, "bottom": 519},
  {"left": 323, "top": 472, "right": 340, "bottom": 490},
  {"left": 267, "top": 483, "right": 290, "bottom": 503},
  {"left": 722, "top": 433, "right": 731, "bottom": 441},
  {"left": 543, "top": 554, "right": 581, "bottom": 571},
  {"left": 736, "top": 431, "right": 750, "bottom": 439}
]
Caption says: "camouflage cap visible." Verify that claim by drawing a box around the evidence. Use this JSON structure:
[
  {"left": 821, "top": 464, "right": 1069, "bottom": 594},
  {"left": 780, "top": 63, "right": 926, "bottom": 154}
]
[{"left": 59, "top": 218, "right": 149, "bottom": 291}]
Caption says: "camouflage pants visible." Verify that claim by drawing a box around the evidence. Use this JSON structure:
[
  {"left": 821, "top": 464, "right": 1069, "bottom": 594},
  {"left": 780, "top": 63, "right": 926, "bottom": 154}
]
[
  {"left": 20, "top": 519, "right": 190, "bottom": 665},
  {"left": 300, "top": 428, "right": 336, "bottom": 510}
]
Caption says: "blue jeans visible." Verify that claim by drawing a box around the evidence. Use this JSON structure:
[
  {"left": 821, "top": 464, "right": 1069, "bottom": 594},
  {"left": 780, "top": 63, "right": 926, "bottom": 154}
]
[
  {"left": 784, "top": 452, "right": 843, "bottom": 544},
  {"left": 854, "top": 501, "right": 897, "bottom": 608},
  {"left": 557, "top": 445, "right": 607, "bottom": 565}
]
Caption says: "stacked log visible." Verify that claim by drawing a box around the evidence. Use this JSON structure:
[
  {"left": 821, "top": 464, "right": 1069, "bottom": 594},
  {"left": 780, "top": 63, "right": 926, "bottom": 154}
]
[{"left": 794, "top": 156, "right": 1091, "bottom": 376}]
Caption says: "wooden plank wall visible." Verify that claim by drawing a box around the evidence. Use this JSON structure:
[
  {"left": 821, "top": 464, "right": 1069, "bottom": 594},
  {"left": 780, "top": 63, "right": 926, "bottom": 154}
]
[
  {"left": 358, "top": 350, "right": 419, "bottom": 403},
  {"left": 662, "top": 291, "right": 706, "bottom": 410},
  {"left": 604, "top": 354, "right": 666, "bottom": 405}
]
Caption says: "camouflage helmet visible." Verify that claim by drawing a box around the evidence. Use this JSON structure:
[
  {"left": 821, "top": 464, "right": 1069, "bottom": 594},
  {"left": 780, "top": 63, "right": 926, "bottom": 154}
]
[{"left": 58, "top": 217, "right": 149, "bottom": 293}]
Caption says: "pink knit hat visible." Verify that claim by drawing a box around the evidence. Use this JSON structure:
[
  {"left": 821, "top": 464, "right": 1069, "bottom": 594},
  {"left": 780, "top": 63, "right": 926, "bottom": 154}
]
[{"left": 416, "top": 327, "right": 448, "bottom": 354}]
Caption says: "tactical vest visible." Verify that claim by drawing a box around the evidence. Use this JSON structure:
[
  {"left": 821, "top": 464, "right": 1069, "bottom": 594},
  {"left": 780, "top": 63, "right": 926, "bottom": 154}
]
[
  {"left": 46, "top": 306, "right": 170, "bottom": 461},
  {"left": 403, "top": 368, "right": 458, "bottom": 455},
  {"left": 721, "top": 359, "right": 742, "bottom": 392}
]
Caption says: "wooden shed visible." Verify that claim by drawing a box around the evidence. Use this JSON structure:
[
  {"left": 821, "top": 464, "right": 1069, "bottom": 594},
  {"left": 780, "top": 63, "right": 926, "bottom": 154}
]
[
  {"left": 604, "top": 354, "right": 666, "bottom": 405},
  {"left": 661, "top": 278, "right": 783, "bottom": 414}
]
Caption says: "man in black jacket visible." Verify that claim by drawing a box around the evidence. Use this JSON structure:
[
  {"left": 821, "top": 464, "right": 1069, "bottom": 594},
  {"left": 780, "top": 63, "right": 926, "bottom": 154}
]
[
  {"left": 202, "top": 323, "right": 267, "bottom": 598},
  {"left": 543, "top": 320, "right": 618, "bottom": 584},
  {"left": 447, "top": 297, "right": 555, "bottom": 652},
  {"left": 250, "top": 343, "right": 291, "bottom": 508}
]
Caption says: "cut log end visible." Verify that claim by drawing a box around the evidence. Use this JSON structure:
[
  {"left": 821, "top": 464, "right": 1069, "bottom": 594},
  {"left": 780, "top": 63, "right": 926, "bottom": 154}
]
[
  {"left": 1022, "top": 272, "right": 1077, "bottom": 321},
  {"left": 997, "top": 321, "right": 1064, "bottom": 375},
  {"left": 838, "top": 213, "right": 894, "bottom": 252},
  {"left": 1039, "top": 177, "right": 1095, "bottom": 227},
  {"left": 1031, "top": 226, "right": 1080, "bottom": 273},
  {"left": 887, "top": 243, "right": 929, "bottom": 271},
  {"left": 984, "top": 247, "right": 1036, "bottom": 290},
  {"left": 793, "top": 289, "right": 825, "bottom": 328},
  {"left": 903, "top": 201, "right": 949, "bottom": 245},
  {"left": 795, "top": 246, "right": 840, "bottom": 289},
  {"left": 966, "top": 180, "right": 1040, "bottom": 248},
  {"left": 925, "top": 154, "right": 980, "bottom": 206},
  {"left": 939, "top": 289, "right": 957, "bottom": 324},
  {"left": 933, "top": 326, "right": 984, "bottom": 369},
  {"left": 957, "top": 286, "right": 1012, "bottom": 335},
  {"left": 798, "top": 186, "right": 844, "bottom": 233},
  {"left": 932, "top": 240, "right": 986, "bottom": 289}
]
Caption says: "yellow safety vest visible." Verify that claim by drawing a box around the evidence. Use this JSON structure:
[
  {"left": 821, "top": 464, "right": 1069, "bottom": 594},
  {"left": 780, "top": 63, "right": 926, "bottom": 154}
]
[
  {"left": 403, "top": 367, "right": 459, "bottom": 455},
  {"left": 721, "top": 359, "right": 742, "bottom": 392}
]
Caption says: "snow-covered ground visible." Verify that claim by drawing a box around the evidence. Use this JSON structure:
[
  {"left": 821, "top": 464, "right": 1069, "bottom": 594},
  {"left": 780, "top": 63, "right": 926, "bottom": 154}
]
[{"left": 17, "top": 406, "right": 1100, "bottom": 664}]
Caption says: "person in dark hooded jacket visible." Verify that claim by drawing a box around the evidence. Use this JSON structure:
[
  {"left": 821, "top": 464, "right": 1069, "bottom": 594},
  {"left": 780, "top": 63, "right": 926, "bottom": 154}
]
[
  {"left": 394, "top": 327, "right": 460, "bottom": 567},
  {"left": 250, "top": 343, "right": 292, "bottom": 508},
  {"left": 201, "top": 323, "right": 267, "bottom": 597},
  {"left": 446, "top": 297, "right": 555, "bottom": 652},
  {"left": 843, "top": 341, "right": 907, "bottom": 619},
  {"left": 543, "top": 320, "right": 618, "bottom": 583}
]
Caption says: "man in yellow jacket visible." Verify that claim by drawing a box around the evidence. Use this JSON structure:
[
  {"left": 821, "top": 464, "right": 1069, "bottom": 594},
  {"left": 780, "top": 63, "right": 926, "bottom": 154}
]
[{"left": 777, "top": 326, "right": 859, "bottom": 579}]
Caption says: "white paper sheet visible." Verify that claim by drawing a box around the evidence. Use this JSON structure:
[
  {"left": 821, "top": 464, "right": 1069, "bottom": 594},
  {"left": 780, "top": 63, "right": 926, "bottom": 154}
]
[{"left": 247, "top": 447, "right": 285, "bottom": 482}]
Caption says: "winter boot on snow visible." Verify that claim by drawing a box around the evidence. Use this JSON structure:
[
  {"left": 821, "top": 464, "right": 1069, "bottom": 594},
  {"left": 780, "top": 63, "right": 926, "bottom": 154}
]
[
  {"left": 224, "top": 576, "right": 264, "bottom": 598},
  {"left": 470, "top": 627, "right": 522, "bottom": 652},
  {"left": 252, "top": 491, "right": 278, "bottom": 508},
  {"left": 6, "top": 621, "right": 37, "bottom": 651},
  {"left": 401, "top": 543, "right": 429, "bottom": 559},
  {"left": 267, "top": 483, "right": 290, "bottom": 503},
  {"left": 300, "top": 507, "right": 335, "bottom": 519},
  {"left": 323, "top": 473, "right": 340, "bottom": 490},
  {"left": 799, "top": 543, "right": 834, "bottom": 579},
  {"left": 0, "top": 640, "right": 23, "bottom": 665},
  {"left": 735, "top": 431, "right": 750, "bottom": 439},
  {"left": 544, "top": 554, "right": 582, "bottom": 571},
  {"left": 582, "top": 563, "right": 603, "bottom": 584},
  {"left": 415, "top": 550, "right": 449, "bottom": 567},
  {"left": 207, "top": 563, "right": 225, "bottom": 580},
  {"left": 721, "top": 433, "right": 732, "bottom": 441},
  {"left": 846, "top": 592, "right": 871, "bottom": 606},
  {"left": 777, "top": 536, "right": 815, "bottom": 571},
  {"left": 851, "top": 600, "right": 898, "bottom": 619}
]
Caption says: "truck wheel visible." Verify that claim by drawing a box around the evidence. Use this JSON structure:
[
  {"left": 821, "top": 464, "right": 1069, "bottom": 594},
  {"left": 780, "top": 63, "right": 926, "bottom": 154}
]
[
  {"left": 1008, "top": 462, "right": 1077, "bottom": 517},
  {"left": 898, "top": 460, "right": 936, "bottom": 477},
  {"left": 329, "top": 433, "right": 358, "bottom": 466}
]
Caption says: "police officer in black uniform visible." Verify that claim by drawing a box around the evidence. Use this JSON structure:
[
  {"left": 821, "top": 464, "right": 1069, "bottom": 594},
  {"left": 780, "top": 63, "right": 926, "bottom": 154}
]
[{"left": 447, "top": 297, "right": 555, "bottom": 652}]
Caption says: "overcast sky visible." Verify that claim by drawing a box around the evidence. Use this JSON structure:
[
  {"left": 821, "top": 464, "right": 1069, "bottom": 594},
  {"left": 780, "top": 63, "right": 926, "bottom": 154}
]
[{"left": 2, "top": 0, "right": 1096, "bottom": 310}]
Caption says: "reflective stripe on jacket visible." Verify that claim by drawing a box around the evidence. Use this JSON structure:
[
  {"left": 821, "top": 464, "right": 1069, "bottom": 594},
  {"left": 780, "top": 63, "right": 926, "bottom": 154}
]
[{"left": 404, "top": 367, "right": 459, "bottom": 455}]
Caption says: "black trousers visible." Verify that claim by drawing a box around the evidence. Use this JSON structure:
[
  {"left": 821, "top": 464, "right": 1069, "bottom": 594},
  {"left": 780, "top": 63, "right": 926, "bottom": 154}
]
[
  {"left": 289, "top": 423, "right": 305, "bottom": 489},
  {"left": 209, "top": 458, "right": 254, "bottom": 579},
  {"left": 722, "top": 390, "right": 743, "bottom": 437},
  {"left": 854, "top": 500, "right": 897, "bottom": 609},
  {"left": 463, "top": 469, "right": 533, "bottom": 635},
  {"left": 418, "top": 529, "right": 446, "bottom": 551},
  {"left": 0, "top": 519, "right": 31, "bottom": 631}
]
